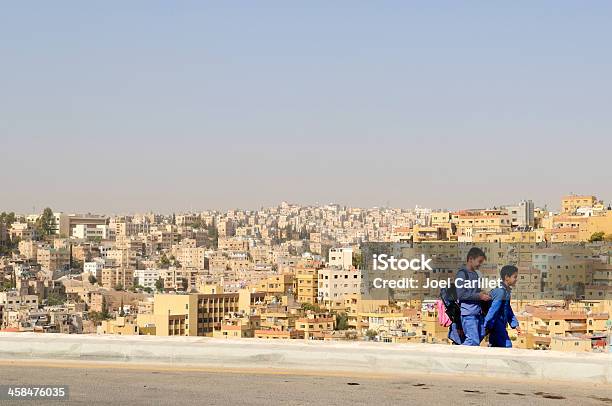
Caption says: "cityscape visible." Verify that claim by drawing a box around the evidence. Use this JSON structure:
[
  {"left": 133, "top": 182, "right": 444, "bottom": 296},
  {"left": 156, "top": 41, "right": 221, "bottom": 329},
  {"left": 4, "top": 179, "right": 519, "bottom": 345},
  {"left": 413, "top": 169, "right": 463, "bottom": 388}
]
[
  {"left": 1, "top": 193, "right": 611, "bottom": 352},
  {"left": 3, "top": 2, "right": 612, "bottom": 403}
]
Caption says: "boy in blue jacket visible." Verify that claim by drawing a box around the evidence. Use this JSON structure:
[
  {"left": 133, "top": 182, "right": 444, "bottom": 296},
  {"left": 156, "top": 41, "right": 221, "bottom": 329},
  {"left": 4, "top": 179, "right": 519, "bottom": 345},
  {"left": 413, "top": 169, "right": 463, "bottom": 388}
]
[
  {"left": 484, "top": 265, "right": 521, "bottom": 348},
  {"left": 456, "top": 247, "right": 491, "bottom": 346}
]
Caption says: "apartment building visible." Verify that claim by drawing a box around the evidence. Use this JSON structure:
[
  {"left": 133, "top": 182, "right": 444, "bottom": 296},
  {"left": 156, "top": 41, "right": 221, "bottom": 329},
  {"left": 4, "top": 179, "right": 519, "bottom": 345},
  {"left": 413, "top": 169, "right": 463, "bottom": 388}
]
[
  {"left": 561, "top": 195, "right": 599, "bottom": 214},
  {"left": 151, "top": 290, "right": 265, "bottom": 337},
  {"left": 106, "top": 249, "right": 137, "bottom": 269},
  {"left": 72, "top": 224, "right": 115, "bottom": 240},
  {"left": 172, "top": 243, "right": 206, "bottom": 269},
  {"left": 328, "top": 247, "right": 353, "bottom": 270},
  {"left": 101, "top": 268, "right": 135, "bottom": 290},
  {"left": 51, "top": 213, "right": 108, "bottom": 237},
  {"left": 134, "top": 268, "right": 161, "bottom": 289},
  {"left": 532, "top": 249, "right": 591, "bottom": 296},
  {"left": 515, "top": 306, "right": 610, "bottom": 350},
  {"left": 296, "top": 269, "right": 318, "bottom": 304},
  {"left": 83, "top": 259, "right": 105, "bottom": 280},
  {"left": 317, "top": 268, "right": 362, "bottom": 308},
  {"left": 218, "top": 237, "right": 249, "bottom": 251},
  {"left": 578, "top": 210, "right": 612, "bottom": 241},
  {"left": 18, "top": 240, "right": 39, "bottom": 260},
  {"left": 505, "top": 200, "right": 535, "bottom": 228},
  {"left": 0, "top": 291, "right": 39, "bottom": 311},
  {"left": 36, "top": 247, "right": 70, "bottom": 273},
  {"left": 10, "top": 222, "right": 36, "bottom": 240},
  {"left": 296, "top": 314, "right": 335, "bottom": 339},
  {"left": 256, "top": 274, "right": 294, "bottom": 296},
  {"left": 160, "top": 268, "right": 202, "bottom": 291},
  {"left": 455, "top": 210, "right": 512, "bottom": 242}
]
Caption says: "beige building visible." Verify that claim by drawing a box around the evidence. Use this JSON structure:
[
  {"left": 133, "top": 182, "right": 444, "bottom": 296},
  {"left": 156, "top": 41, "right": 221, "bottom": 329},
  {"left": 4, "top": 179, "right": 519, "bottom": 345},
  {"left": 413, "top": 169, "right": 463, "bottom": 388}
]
[
  {"left": 254, "top": 328, "right": 304, "bottom": 339},
  {"left": 550, "top": 336, "right": 592, "bottom": 352},
  {"left": 18, "top": 240, "right": 39, "bottom": 260},
  {"left": 561, "top": 195, "right": 599, "bottom": 214},
  {"left": 579, "top": 210, "right": 612, "bottom": 241},
  {"left": 106, "top": 249, "right": 137, "bottom": 269},
  {"left": 10, "top": 223, "right": 36, "bottom": 240},
  {"left": 101, "top": 268, "right": 135, "bottom": 290},
  {"left": 455, "top": 210, "right": 512, "bottom": 242},
  {"left": 218, "top": 237, "right": 249, "bottom": 252},
  {"left": 36, "top": 248, "right": 70, "bottom": 273},
  {"left": 296, "top": 314, "right": 335, "bottom": 339},
  {"left": 97, "top": 316, "right": 140, "bottom": 335},
  {"left": 152, "top": 290, "right": 265, "bottom": 337},
  {"left": 256, "top": 274, "right": 294, "bottom": 297},
  {"left": 296, "top": 270, "right": 318, "bottom": 304},
  {"left": 172, "top": 244, "right": 206, "bottom": 269}
]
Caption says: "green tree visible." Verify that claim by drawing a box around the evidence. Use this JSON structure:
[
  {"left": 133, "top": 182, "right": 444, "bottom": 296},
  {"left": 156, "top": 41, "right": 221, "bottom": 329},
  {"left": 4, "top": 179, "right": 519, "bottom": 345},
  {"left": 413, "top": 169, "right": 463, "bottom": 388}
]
[
  {"left": 589, "top": 231, "right": 605, "bottom": 242},
  {"left": 119, "top": 299, "right": 125, "bottom": 317},
  {"left": 0, "top": 212, "right": 18, "bottom": 257},
  {"left": 365, "top": 329, "right": 377, "bottom": 340},
  {"left": 47, "top": 292, "right": 67, "bottom": 306},
  {"left": 158, "top": 254, "right": 171, "bottom": 269},
  {"left": 36, "top": 208, "right": 56, "bottom": 237},
  {"left": 114, "top": 283, "right": 124, "bottom": 291},
  {"left": 301, "top": 302, "right": 321, "bottom": 312},
  {"left": 87, "top": 311, "right": 104, "bottom": 323},
  {"left": 0, "top": 212, "right": 16, "bottom": 227},
  {"left": 88, "top": 274, "right": 97, "bottom": 284},
  {"left": 155, "top": 277, "right": 164, "bottom": 292},
  {"left": 335, "top": 313, "right": 349, "bottom": 330},
  {"left": 0, "top": 280, "right": 13, "bottom": 291},
  {"left": 605, "top": 234, "right": 612, "bottom": 242},
  {"left": 101, "top": 296, "right": 111, "bottom": 319}
]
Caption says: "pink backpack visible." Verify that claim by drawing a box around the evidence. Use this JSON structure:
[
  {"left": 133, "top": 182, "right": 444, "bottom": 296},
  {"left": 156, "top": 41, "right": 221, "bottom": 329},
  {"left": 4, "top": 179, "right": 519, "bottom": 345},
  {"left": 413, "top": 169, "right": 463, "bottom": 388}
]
[{"left": 436, "top": 299, "right": 452, "bottom": 327}]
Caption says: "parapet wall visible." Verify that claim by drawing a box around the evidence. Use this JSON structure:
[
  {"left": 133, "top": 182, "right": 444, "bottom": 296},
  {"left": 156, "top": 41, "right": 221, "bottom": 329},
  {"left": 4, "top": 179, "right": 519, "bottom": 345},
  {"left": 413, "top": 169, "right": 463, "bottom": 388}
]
[{"left": 0, "top": 333, "right": 610, "bottom": 384}]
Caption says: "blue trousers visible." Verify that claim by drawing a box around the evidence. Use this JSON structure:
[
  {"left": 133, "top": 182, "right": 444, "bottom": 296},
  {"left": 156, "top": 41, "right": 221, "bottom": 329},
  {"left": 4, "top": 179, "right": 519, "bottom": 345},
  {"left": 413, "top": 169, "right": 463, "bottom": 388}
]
[
  {"left": 488, "top": 323, "right": 512, "bottom": 348},
  {"left": 461, "top": 314, "right": 484, "bottom": 346},
  {"left": 448, "top": 321, "right": 465, "bottom": 345}
]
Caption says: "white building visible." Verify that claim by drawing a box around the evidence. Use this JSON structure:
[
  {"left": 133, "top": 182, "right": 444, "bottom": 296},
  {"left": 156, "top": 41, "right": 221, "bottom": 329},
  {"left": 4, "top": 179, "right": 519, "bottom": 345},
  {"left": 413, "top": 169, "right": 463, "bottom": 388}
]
[
  {"left": 328, "top": 247, "right": 353, "bottom": 270},
  {"left": 317, "top": 267, "right": 362, "bottom": 307},
  {"left": 98, "top": 243, "right": 113, "bottom": 258},
  {"left": 72, "top": 224, "right": 115, "bottom": 240},
  {"left": 83, "top": 259, "right": 105, "bottom": 279},
  {"left": 134, "top": 268, "right": 161, "bottom": 289}
]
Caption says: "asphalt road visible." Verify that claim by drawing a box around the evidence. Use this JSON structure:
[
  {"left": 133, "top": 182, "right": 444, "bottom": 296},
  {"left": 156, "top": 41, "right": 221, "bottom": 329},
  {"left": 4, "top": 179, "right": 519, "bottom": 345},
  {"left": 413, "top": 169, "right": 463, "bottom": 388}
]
[{"left": 0, "top": 361, "right": 610, "bottom": 406}]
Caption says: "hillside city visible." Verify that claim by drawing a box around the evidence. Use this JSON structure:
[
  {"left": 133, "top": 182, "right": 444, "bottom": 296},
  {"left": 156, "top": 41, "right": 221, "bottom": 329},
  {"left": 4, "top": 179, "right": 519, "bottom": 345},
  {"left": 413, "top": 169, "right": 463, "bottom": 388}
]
[{"left": 0, "top": 194, "right": 611, "bottom": 352}]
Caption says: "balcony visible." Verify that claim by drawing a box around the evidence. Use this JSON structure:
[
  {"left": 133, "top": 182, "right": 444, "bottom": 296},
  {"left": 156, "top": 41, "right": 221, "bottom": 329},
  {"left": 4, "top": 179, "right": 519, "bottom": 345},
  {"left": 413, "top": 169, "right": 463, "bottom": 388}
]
[{"left": 567, "top": 323, "right": 587, "bottom": 331}]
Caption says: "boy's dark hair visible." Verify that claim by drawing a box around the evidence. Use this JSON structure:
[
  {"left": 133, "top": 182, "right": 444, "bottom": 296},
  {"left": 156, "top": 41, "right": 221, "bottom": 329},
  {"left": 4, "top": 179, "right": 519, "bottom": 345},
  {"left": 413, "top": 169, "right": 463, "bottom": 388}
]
[
  {"left": 500, "top": 265, "right": 518, "bottom": 280},
  {"left": 466, "top": 247, "right": 486, "bottom": 261}
]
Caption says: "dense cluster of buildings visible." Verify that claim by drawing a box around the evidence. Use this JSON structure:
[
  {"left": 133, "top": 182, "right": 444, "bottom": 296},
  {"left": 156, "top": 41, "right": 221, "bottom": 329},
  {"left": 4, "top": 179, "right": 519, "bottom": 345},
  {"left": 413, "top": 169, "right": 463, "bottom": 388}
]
[{"left": 0, "top": 194, "right": 611, "bottom": 352}]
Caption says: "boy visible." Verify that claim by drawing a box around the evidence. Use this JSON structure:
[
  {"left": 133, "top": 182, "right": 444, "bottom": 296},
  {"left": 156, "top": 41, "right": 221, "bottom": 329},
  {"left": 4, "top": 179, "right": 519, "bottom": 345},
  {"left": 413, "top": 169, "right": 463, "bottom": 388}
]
[
  {"left": 456, "top": 247, "right": 491, "bottom": 346},
  {"left": 484, "top": 265, "right": 521, "bottom": 348}
]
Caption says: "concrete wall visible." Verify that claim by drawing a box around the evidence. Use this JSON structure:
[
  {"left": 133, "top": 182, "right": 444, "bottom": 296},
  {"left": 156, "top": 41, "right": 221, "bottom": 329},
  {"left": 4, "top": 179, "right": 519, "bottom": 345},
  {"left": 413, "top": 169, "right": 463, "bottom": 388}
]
[{"left": 0, "top": 333, "right": 610, "bottom": 384}]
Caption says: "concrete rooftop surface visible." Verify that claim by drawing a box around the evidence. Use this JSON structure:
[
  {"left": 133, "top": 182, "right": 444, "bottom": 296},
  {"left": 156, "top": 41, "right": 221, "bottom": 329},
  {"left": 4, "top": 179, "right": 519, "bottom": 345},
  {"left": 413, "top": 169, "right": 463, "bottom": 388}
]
[{"left": 0, "top": 332, "right": 610, "bottom": 385}]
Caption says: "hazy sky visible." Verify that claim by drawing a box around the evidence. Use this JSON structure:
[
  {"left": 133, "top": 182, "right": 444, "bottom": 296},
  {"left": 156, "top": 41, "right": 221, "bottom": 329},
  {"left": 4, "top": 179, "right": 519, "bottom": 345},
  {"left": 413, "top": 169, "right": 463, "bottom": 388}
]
[{"left": 1, "top": 2, "right": 610, "bottom": 214}]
